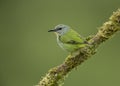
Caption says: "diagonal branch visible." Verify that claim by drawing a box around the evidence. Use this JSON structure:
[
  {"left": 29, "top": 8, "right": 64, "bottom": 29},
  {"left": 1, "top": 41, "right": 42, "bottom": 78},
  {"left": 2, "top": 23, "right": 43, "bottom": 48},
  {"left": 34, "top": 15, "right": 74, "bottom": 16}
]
[{"left": 38, "top": 9, "right": 120, "bottom": 86}]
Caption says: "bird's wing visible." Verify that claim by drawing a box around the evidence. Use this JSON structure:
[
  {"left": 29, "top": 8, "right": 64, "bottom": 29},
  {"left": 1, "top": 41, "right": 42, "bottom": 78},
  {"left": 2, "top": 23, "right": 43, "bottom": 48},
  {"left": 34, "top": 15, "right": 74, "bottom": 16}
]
[{"left": 59, "top": 29, "right": 85, "bottom": 44}]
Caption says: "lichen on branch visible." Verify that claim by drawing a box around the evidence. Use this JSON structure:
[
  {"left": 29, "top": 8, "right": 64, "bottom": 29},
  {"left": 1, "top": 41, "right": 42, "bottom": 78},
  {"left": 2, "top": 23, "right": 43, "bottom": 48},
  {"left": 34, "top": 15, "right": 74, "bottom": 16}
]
[{"left": 38, "top": 9, "right": 120, "bottom": 86}]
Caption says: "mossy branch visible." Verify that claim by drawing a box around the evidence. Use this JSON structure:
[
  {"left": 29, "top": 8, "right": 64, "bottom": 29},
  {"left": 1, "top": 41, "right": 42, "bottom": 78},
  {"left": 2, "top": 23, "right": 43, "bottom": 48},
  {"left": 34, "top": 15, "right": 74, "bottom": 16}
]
[{"left": 38, "top": 9, "right": 120, "bottom": 86}]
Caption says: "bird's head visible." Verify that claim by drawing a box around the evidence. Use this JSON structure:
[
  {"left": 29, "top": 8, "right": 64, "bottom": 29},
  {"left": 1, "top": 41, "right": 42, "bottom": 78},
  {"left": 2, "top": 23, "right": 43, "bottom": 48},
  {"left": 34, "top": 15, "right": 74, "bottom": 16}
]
[{"left": 48, "top": 24, "right": 70, "bottom": 36}]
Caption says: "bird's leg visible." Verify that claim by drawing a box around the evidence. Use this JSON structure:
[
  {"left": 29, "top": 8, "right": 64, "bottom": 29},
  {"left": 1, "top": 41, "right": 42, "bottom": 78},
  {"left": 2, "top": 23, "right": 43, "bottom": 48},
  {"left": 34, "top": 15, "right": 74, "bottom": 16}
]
[{"left": 70, "top": 50, "right": 80, "bottom": 56}]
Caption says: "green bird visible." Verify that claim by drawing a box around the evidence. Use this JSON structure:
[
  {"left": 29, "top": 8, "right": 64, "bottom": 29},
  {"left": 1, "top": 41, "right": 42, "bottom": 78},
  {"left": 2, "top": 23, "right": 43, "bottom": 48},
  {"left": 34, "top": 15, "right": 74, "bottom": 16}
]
[{"left": 48, "top": 24, "right": 88, "bottom": 53}]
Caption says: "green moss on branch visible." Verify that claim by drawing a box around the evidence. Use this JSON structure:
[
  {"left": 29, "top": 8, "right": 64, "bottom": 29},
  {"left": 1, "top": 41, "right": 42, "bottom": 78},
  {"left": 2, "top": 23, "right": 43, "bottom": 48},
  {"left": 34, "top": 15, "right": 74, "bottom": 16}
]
[{"left": 38, "top": 9, "right": 120, "bottom": 86}]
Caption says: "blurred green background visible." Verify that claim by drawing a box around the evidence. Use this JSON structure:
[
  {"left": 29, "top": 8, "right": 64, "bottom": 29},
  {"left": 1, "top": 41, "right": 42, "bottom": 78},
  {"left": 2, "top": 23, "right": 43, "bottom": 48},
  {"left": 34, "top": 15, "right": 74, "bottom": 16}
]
[{"left": 0, "top": 0, "right": 120, "bottom": 86}]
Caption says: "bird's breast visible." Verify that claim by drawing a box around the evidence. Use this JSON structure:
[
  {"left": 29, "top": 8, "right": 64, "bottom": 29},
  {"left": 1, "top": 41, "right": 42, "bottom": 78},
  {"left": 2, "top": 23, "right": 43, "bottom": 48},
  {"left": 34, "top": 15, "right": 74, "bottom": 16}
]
[
  {"left": 57, "top": 36, "right": 65, "bottom": 50},
  {"left": 57, "top": 35, "right": 75, "bottom": 52}
]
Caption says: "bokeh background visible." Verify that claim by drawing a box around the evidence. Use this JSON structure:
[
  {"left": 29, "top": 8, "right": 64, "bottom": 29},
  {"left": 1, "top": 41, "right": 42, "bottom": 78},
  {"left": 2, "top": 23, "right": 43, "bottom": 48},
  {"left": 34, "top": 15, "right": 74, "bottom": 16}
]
[{"left": 0, "top": 0, "right": 120, "bottom": 86}]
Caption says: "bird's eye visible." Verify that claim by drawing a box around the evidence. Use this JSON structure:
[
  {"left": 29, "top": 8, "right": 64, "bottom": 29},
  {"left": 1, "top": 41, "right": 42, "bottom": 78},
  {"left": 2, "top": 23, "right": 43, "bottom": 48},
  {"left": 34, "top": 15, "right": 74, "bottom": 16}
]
[{"left": 58, "top": 28, "right": 62, "bottom": 30}]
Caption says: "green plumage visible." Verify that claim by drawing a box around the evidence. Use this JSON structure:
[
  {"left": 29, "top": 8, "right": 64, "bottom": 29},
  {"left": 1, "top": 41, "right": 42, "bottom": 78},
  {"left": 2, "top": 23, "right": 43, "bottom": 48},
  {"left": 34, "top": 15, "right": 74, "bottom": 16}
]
[
  {"left": 48, "top": 24, "right": 87, "bottom": 52},
  {"left": 57, "top": 29, "right": 86, "bottom": 52}
]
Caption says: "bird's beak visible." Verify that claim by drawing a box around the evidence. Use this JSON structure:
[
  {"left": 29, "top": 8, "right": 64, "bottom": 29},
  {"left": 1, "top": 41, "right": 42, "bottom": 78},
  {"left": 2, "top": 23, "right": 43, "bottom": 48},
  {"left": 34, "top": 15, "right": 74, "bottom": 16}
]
[{"left": 48, "top": 29, "right": 56, "bottom": 32}]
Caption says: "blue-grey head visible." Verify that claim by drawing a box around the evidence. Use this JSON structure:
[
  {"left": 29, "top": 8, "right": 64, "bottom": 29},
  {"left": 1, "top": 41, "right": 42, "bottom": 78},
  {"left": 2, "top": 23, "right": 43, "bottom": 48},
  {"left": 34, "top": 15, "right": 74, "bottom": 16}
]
[{"left": 48, "top": 24, "right": 70, "bottom": 35}]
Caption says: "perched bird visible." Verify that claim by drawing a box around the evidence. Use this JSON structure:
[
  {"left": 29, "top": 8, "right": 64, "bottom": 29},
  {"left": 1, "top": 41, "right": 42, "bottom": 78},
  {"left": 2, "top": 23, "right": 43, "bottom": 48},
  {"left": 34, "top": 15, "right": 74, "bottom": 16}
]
[{"left": 48, "top": 24, "right": 88, "bottom": 53}]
